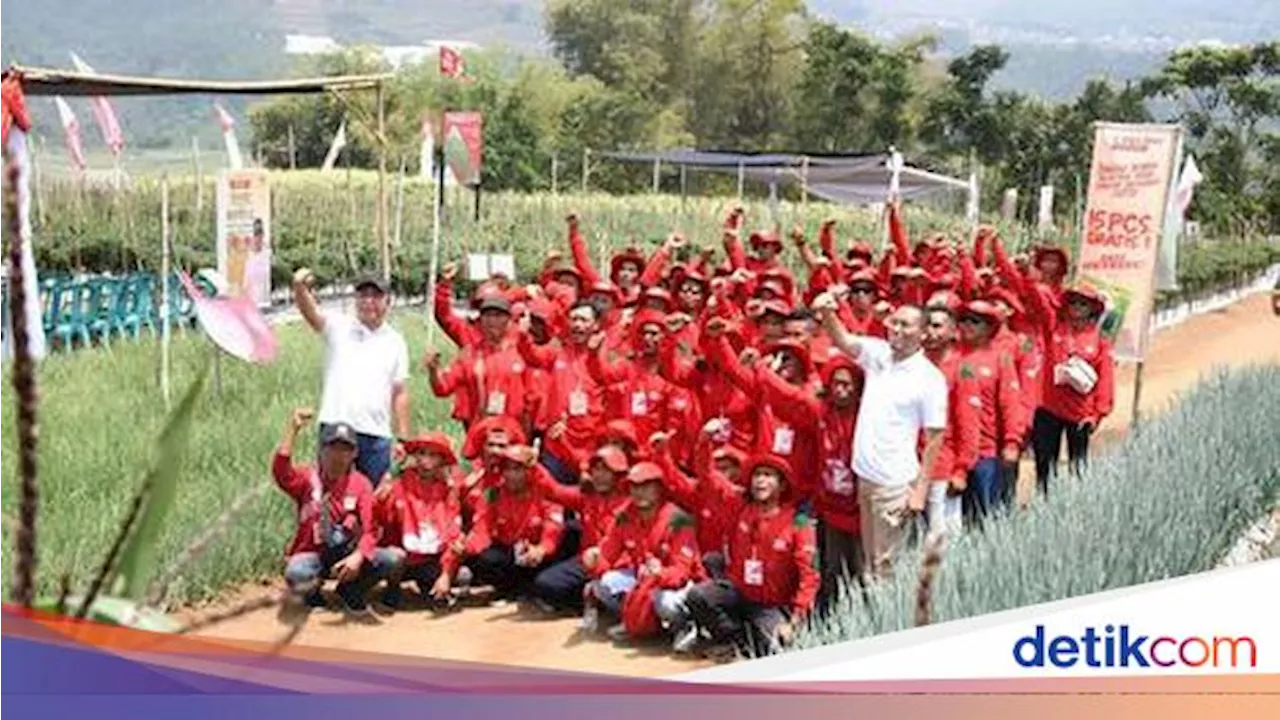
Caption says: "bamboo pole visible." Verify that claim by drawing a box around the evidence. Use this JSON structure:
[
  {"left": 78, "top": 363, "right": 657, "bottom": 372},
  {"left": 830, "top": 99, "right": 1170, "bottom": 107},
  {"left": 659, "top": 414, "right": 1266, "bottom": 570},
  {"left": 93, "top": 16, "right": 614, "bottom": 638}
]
[
  {"left": 377, "top": 81, "right": 390, "bottom": 284},
  {"left": 160, "top": 175, "right": 172, "bottom": 410}
]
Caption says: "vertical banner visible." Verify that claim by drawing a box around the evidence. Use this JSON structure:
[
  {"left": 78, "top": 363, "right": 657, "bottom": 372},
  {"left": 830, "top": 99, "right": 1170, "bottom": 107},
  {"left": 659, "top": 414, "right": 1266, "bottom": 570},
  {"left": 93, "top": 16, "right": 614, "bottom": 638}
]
[
  {"left": 1000, "top": 188, "right": 1018, "bottom": 223},
  {"left": 441, "top": 111, "right": 483, "bottom": 187},
  {"left": 1037, "top": 185, "right": 1054, "bottom": 232},
  {"left": 215, "top": 169, "right": 272, "bottom": 307},
  {"left": 1077, "top": 122, "right": 1181, "bottom": 361},
  {"left": 1155, "top": 152, "right": 1203, "bottom": 292}
]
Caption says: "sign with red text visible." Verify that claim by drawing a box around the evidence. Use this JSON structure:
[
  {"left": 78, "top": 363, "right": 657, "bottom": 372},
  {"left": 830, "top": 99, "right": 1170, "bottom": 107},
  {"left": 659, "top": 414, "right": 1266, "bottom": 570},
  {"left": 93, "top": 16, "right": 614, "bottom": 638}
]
[
  {"left": 442, "top": 111, "right": 483, "bottom": 187},
  {"left": 1077, "top": 123, "right": 1181, "bottom": 361}
]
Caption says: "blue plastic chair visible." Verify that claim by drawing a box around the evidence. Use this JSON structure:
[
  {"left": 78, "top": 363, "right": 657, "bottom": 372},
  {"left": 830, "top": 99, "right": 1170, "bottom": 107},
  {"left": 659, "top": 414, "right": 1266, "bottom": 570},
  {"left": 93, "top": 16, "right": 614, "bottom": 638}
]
[
  {"left": 134, "top": 273, "right": 159, "bottom": 338},
  {"left": 50, "top": 277, "right": 92, "bottom": 350},
  {"left": 86, "top": 277, "right": 121, "bottom": 347}
]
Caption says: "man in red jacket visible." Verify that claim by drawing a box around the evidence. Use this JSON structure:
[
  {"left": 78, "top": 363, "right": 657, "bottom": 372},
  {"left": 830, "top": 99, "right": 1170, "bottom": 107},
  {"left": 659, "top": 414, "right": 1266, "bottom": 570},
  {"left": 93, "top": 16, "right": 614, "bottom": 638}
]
[
  {"left": 922, "top": 306, "right": 980, "bottom": 537},
  {"left": 956, "top": 300, "right": 1025, "bottom": 523},
  {"left": 679, "top": 454, "right": 819, "bottom": 656},
  {"left": 370, "top": 432, "right": 464, "bottom": 609},
  {"left": 273, "top": 409, "right": 379, "bottom": 618},
  {"left": 582, "top": 462, "right": 700, "bottom": 644},
  {"left": 529, "top": 446, "right": 632, "bottom": 614},
  {"left": 425, "top": 295, "right": 532, "bottom": 434},
  {"left": 459, "top": 444, "right": 571, "bottom": 602}
]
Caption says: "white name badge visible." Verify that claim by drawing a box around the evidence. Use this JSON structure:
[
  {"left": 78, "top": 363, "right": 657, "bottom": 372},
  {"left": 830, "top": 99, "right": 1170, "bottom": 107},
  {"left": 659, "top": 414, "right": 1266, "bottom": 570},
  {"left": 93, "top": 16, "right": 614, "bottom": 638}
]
[
  {"left": 405, "top": 521, "right": 441, "bottom": 555},
  {"left": 486, "top": 391, "right": 507, "bottom": 415},
  {"left": 569, "top": 390, "right": 589, "bottom": 417},
  {"left": 744, "top": 558, "right": 764, "bottom": 586},
  {"left": 771, "top": 427, "right": 795, "bottom": 455},
  {"left": 630, "top": 391, "right": 649, "bottom": 416},
  {"left": 343, "top": 495, "right": 357, "bottom": 512}
]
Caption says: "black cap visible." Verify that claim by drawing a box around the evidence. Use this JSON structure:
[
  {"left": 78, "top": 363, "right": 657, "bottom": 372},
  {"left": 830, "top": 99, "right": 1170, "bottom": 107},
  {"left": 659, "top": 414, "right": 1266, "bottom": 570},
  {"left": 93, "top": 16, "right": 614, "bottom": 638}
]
[
  {"left": 321, "top": 423, "right": 359, "bottom": 447},
  {"left": 477, "top": 294, "right": 512, "bottom": 314},
  {"left": 354, "top": 273, "right": 389, "bottom": 294}
]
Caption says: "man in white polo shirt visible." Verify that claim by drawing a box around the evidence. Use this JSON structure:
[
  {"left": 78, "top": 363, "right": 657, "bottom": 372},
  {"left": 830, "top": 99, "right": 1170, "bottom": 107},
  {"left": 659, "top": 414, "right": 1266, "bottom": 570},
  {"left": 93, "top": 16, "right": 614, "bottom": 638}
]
[
  {"left": 813, "top": 293, "right": 948, "bottom": 581},
  {"left": 292, "top": 268, "right": 410, "bottom": 488}
]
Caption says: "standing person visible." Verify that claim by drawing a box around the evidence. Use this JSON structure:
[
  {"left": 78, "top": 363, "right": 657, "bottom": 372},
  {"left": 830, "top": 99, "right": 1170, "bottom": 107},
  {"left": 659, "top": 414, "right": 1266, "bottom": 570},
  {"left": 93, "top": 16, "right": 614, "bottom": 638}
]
[
  {"left": 812, "top": 294, "right": 948, "bottom": 581},
  {"left": 272, "top": 408, "right": 379, "bottom": 617},
  {"left": 292, "top": 267, "right": 410, "bottom": 487},
  {"left": 1032, "top": 283, "right": 1115, "bottom": 494},
  {"left": 922, "top": 306, "right": 981, "bottom": 538}
]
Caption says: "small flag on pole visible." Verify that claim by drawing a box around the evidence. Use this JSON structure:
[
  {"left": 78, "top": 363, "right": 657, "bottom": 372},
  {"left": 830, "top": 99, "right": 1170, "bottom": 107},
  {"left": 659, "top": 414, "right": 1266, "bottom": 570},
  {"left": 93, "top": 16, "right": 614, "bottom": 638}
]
[
  {"left": 69, "top": 52, "right": 125, "bottom": 157},
  {"left": 213, "top": 101, "right": 243, "bottom": 170},
  {"left": 53, "top": 97, "right": 87, "bottom": 172},
  {"left": 1173, "top": 154, "right": 1203, "bottom": 217},
  {"left": 178, "top": 272, "right": 278, "bottom": 365},
  {"left": 1155, "top": 153, "right": 1205, "bottom": 291},
  {"left": 439, "top": 45, "right": 470, "bottom": 81},
  {"left": 419, "top": 114, "right": 435, "bottom": 180},
  {"left": 321, "top": 120, "right": 347, "bottom": 172}
]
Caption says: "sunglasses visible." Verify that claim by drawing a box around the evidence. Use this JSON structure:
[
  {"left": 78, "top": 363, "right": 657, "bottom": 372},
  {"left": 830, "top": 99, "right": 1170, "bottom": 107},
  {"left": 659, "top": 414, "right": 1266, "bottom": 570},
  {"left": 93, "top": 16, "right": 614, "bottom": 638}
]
[
  {"left": 849, "top": 286, "right": 876, "bottom": 295},
  {"left": 959, "top": 315, "right": 988, "bottom": 325}
]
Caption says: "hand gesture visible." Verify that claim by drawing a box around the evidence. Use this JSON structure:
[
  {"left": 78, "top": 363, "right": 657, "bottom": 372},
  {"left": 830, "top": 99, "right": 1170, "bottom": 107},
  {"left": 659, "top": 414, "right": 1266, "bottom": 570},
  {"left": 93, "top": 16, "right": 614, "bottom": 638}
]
[
  {"left": 546, "top": 420, "right": 567, "bottom": 441},
  {"left": 334, "top": 551, "right": 364, "bottom": 584},
  {"left": 582, "top": 546, "right": 601, "bottom": 570},
  {"left": 667, "top": 233, "right": 687, "bottom": 250},
  {"left": 587, "top": 331, "right": 606, "bottom": 352},
  {"left": 374, "top": 476, "right": 398, "bottom": 501},
  {"left": 292, "top": 267, "right": 315, "bottom": 288},
  {"left": 739, "top": 347, "right": 761, "bottom": 368},
  {"left": 291, "top": 407, "right": 315, "bottom": 430},
  {"left": 422, "top": 352, "right": 442, "bottom": 374},
  {"left": 724, "top": 206, "right": 745, "bottom": 230},
  {"left": 429, "top": 573, "right": 452, "bottom": 601},
  {"left": 810, "top": 291, "right": 838, "bottom": 316},
  {"left": 648, "top": 431, "right": 672, "bottom": 453},
  {"left": 820, "top": 219, "right": 837, "bottom": 234},
  {"left": 664, "top": 312, "right": 691, "bottom": 333},
  {"left": 776, "top": 621, "right": 794, "bottom": 646},
  {"left": 730, "top": 268, "right": 754, "bottom": 285},
  {"left": 790, "top": 225, "right": 806, "bottom": 247},
  {"left": 744, "top": 299, "right": 765, "bottom": 318},
  {"left": 704, "top": 317, "right": 728, "bottom": 338},
  {"left": 566, "top": 213, "right": 579, "bottom": 227},
  {"left": 643, "top": 557, "right": 663, "bottom": 577}
]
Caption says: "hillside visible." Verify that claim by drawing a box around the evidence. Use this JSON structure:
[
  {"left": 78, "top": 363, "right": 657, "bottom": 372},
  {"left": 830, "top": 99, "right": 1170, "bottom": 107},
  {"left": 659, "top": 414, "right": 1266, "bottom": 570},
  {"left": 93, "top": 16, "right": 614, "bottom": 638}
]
[{"left": 2, "top": 0, "right": 1272, "bottom": 146}]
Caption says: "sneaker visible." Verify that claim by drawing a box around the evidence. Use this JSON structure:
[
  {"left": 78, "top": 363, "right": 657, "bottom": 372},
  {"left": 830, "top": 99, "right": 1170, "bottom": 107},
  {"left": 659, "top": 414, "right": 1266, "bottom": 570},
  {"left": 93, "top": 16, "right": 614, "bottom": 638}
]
[
  {"left": 302, "top": 589, "right": 327, "bottom": 609},
  {"left": 579, "top": 604, "right": 600, "bottom": 633},
  {"left": 672, "top": 624, "right": 701, "bottom": 654},
  {"left": 606, "top": 623, "right": 629, "bottom": 642},
  {"left": 381, "top": 586, "right": 404, "bottom": 610},
  {"left": 532, "top": 597, "right": 558, "bottom": 615}
]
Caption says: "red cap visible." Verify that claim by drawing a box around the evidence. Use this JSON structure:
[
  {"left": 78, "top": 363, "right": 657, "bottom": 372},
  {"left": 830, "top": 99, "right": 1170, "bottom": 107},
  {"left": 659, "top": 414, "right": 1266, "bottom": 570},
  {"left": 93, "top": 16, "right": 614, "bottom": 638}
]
[
  {"left": 847, "top": 241, "right": 874, "bottom": 262},
  {"left": 986, "top": 287, "right": 1025, "bottom": 318},
  {"left": 764, "top": 338, "right": 813, "bottom": 378},
  {"left": 591, "top": 446, "right": 630, "bottom": 474},
  {"left": 962, "top": 299, "right": 1004, "bottom": 323},
  {"left": 627, "top": 461, "right": 665, "bottom": 485},
  {"left": 404, "top": 431, "right": 458, "bottom": 467},
  {"left": 1064, "top": 282, "right": 1106, "bottom": 313},
  {"left": 642, "top": 286, "right": 674, "bottom": 311},
  {"left": 610, "top": 248, "right": 646, "bottom": 281},
  {"left": 711, "top": 445, "right": 748, "bottom": 467},
  {"left": 749, "top": 231, "right": 783, "bottom": 250},
  {"left": 819, "top": 351, "right": 862, "bottom": 388},
  {"left": 754, "top": 299, "right": 792, "bottom": 320},
  {"left": 462, "top": 416, "right": 526, "bottom": 460},
  {"left": 744, "top": 453, "right": 794, "bottom": 485},
  {"left": 1033, "top": 246, "right": 1071, "bottom": 274}
]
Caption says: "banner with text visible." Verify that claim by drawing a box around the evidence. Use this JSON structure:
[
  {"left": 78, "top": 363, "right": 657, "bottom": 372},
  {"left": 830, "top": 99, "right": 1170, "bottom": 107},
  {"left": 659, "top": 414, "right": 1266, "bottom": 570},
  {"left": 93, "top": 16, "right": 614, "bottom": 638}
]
[
  {"left": 1077, "top": 123, "right": 1181, "bottom": 361},
  {"left": 215, "top": 169, "right": 272, "bottom": 307},
  {"left": 442, "top": 111, "right": 483, "bottom": 187}
]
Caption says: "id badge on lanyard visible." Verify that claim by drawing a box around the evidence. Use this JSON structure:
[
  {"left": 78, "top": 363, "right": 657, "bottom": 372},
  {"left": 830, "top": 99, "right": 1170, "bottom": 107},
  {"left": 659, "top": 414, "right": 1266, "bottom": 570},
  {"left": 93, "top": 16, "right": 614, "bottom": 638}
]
[
  {"left": 630, "top": 390, "right": 648, "bottom": 416},
  {"left": 744, "top": 555, "right": 765, "bottom": 586},
  {"left": 569, "top": 388, "right": 589, "bottom": 417},
  {"left": 772, "top": 426, "right": 795, "bottom": 455}
]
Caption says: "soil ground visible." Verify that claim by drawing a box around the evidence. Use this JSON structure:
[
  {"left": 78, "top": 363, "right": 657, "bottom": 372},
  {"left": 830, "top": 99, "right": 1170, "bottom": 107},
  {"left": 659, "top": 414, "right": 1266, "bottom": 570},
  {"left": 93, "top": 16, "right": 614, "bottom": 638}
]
[{"left": 183, "top": 293, "right": 1280, "bottom": 678}]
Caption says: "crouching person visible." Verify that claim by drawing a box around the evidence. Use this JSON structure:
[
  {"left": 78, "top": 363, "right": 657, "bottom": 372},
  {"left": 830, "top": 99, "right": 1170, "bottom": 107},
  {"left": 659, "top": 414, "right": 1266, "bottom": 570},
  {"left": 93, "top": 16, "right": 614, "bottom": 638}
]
[
  {"left": 459, "top": 444, "right": 572, "bottom": 602},
  {"left": 272, "top": 408, "right": 379, "bottom": 617},
  {"left": 371, "top": 432, "right": 464, "bottom": 609},
  {"left": 683, "top": 454, "right": 820, "bottom": 657},
  {"left": 582, "top": 462, "right": 699, "bottom": 644}
]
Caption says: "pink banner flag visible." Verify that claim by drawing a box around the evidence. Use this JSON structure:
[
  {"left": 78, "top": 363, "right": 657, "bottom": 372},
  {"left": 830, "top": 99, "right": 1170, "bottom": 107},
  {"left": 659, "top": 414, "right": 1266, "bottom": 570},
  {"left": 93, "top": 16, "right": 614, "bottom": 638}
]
[
  {"left": 53, "top": 97, "right": 87, "bottom": 172},
  {"left": 69, "top": 52, "right": 125, "bottom": 157},
  {"left": 178, "top": 272, "right": 278, "bottom": 364}
]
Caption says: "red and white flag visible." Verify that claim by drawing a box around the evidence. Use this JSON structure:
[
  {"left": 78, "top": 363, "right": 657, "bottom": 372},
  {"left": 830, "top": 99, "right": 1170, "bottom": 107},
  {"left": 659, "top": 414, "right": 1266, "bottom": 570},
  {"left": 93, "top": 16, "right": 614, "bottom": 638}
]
[
  {"left": 2, "top": 75, "right": 49, "bottom": 360},
  {"left": 1172, "top": 154, "right": 1203, "bottom": 217},
  {"left": 439, "top": 45, "right": 467, "bottom": 79},
  {"left": 213, "top": 101, "right": 244, "bottom": 170},
  {"left": 69, "top": 52, "right": 125, "bottom": 157},
  {"left": 53, "top": 97, "right": 87, "bottom": 172},
  {"left": 178, "top": 272, "right": 278, "bottom": 364}
]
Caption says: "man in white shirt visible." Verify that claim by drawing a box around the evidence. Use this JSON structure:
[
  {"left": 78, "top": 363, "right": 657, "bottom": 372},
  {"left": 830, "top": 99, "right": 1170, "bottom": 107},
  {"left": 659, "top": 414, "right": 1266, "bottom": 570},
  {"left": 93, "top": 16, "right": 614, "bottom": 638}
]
[
  {"left": 293, "top": 269, "right": 410, "bottom": 488},
  {"left": 813, "top": 293, "right": 948, "bottom": 581}
]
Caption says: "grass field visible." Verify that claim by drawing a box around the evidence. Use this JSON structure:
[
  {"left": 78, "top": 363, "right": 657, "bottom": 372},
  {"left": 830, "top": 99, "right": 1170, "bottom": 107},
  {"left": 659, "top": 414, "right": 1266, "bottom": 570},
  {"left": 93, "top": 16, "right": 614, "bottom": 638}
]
[{"left": 0, "top": 310, "right": 455, "bottom": 606}]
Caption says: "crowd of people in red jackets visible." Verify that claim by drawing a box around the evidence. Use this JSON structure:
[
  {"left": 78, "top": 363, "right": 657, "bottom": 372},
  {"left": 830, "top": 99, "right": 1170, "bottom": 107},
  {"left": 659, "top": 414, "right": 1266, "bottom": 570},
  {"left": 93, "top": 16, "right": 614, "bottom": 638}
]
[{"left": 272, "top": 204, "right": 1117, "bottom": 659}]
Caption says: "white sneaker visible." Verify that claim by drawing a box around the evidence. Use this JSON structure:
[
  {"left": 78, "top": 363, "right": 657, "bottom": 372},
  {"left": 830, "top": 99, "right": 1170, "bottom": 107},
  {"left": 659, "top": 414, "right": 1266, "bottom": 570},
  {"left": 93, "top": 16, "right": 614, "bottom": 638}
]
[
  {"left": 606, "top": 623, "right": 629, "bottom": 642},
  {"left": 579, "top": 604, "right": 600, "bottom": 633}
]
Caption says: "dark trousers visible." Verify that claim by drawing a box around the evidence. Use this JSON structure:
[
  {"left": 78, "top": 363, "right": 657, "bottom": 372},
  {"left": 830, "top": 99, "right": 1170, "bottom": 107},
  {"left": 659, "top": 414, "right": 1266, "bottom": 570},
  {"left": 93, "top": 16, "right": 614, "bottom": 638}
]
[
  {"left": 533, "top": 556, "right": 589, "bottom": 611},
  {"left": 964, "top": 457, "right": 1008, "bottom": 525},
  {"left": 817, "top": 523, "right": 864, "bottom": 616},
  {"left": 539, "top": 450, "right": 580, "bottom": 487},
  {"left": 465, "top": 524, "right": 580, "bottom": 599},
  {"left": 685, "top": 579, "right": 789, "bottom": 656},
  {"left": 1030, "top": 408, "right": 1092, "bottom": 496}
]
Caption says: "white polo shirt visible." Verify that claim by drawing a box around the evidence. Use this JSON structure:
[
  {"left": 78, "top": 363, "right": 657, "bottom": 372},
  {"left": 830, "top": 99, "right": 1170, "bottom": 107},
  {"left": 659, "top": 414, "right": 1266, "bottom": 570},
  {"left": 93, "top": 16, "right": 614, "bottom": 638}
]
[
  {"left": 316, "top": 312, "right": 409, "bottom": 438},
  {"left": 849, "top": 337, "right": 948, "bottom": 487}
]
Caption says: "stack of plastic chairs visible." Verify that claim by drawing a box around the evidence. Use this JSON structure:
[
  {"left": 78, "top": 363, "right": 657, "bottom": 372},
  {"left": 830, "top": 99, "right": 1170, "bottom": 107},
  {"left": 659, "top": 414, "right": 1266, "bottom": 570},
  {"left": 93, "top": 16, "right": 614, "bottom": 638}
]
[{"left": 35, "top": 272, "right": 202, "bottom": 354}]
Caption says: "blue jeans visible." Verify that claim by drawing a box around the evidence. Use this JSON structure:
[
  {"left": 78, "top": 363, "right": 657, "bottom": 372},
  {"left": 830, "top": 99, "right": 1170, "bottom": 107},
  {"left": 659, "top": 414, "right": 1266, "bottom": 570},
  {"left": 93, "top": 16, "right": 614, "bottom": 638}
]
[
  {"left": 964, "top": 457, "right": 1008, "bottom": 525},
  {"left": 284, "top": 547, "right": 377, "bottom": 608},
  {"left": 533, "top": 556, "right": 588, "bottom": 611},
  {"left": 319, "top": 423, "right": 392, "bottom": 487},
  {"left": 593, "top": 570, "right": 638, "bottom": 614}
]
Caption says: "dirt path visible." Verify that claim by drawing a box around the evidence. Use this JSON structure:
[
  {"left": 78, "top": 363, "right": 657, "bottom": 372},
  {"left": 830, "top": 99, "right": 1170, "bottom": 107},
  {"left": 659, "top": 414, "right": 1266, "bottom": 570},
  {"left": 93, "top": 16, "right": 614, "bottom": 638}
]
[{"left": 185, "top": 294, "right": 1280, "bottom": 677}]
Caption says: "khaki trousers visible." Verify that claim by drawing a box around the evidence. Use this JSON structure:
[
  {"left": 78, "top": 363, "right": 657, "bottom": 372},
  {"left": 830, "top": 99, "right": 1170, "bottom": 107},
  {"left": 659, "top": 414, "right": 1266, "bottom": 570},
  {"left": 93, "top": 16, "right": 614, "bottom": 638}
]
[{"left": 857, "top": 480, "right": 911, "bottom": 581}]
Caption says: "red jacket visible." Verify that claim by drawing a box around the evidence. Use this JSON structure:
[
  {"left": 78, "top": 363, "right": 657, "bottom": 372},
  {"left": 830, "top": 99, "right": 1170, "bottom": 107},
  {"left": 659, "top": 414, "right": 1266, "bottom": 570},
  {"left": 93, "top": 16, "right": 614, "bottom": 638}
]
[
  {"left": 431, "top": 338, "right": 532, "bottom": 428},
  {"left": 704, "top": 336, "right": 821, "bottom": 502},
  {"left": 958, "top": 340, "right": 1026, "bottom": 458},
  {"left": 463, "top": 471, "right": 566, "bottom": 558},
  {"left": 727, "top": 499, "right": 820, "bottom": 618},
  {"left": 1041, "top": 320, "right": 1115, "bottom": 424},
  {"left": 995, "top": 326, "right": 1042, "bottom": 444},
  {"left": 926, "top": 348, "right": 981, "bottom": 482},
  {"left": 533, "top": 471, "right": 630, "bottom": 558},
  {"left": 272, "top": 451, "right": 377, "bottom": 561},
  {"left": 433, "top": 278, "right": 481, "bottom": 349},
  {"left": 658, "top": 333, "right": 758, "bottom": 453},
  {"left": 653, "top": 445, "right": 736, "bottom": 557},
  {"left": 375, "top": 471, "right": 463, "bottom": 574},
  {"left": 516, "top": 332, "right": 608, "bottom": 469},
  {"left": 594, "top": 501, "right": 700, "bottom": 589},
  {"left": 587, "top": 349, "right": 682, "bottom": 445}
]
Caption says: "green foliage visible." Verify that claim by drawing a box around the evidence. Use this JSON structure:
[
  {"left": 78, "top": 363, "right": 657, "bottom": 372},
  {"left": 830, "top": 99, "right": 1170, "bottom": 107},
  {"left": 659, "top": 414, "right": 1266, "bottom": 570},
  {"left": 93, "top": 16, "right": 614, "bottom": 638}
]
[
  {"left": 797, "top": 365, "right": 1280, "bottom": 649},
  {"left": 112, "top": 359, "right": 209, "bottom": 599}
]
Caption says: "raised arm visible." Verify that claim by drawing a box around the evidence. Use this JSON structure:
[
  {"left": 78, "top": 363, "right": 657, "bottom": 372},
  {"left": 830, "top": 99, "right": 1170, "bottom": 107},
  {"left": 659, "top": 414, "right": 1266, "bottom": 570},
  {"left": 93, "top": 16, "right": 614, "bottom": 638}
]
[
  {"left": 290, "top": 268, "right": 326, "bottom": 334},
  {"left": 567, "top": 215, "right": 603, "bottom": 287}
]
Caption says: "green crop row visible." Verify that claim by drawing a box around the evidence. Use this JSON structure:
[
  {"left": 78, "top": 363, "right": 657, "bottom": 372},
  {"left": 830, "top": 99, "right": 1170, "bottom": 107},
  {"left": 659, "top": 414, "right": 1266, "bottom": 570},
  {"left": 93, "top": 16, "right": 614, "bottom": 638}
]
[
  {"left": 796, "top": 365, "right": 1280, "bottom": 650},
  {"left": 29, "top": 171, "right": 1276, "bottom": 302}
]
